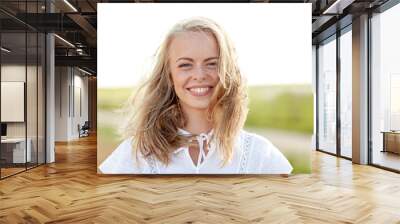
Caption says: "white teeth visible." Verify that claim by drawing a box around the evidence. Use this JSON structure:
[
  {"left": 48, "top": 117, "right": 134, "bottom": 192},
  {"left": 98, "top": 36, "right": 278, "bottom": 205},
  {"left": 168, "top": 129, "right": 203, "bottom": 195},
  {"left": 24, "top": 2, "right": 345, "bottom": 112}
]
[{"left": 189, "top": 87, "right": 210, "bottom": 94}]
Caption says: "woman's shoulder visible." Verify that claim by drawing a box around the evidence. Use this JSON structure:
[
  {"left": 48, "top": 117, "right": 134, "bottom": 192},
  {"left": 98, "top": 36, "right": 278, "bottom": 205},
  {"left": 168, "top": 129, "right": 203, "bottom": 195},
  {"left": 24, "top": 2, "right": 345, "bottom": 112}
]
[
  {"left": 239, "top": 129, "right": 275, "bottom": 153},
  {"left": 98, "top": 138, "right": 146, "bottom": 174},
  {"left": 239, "top": 130, "right": 293, "bottom": 174}
]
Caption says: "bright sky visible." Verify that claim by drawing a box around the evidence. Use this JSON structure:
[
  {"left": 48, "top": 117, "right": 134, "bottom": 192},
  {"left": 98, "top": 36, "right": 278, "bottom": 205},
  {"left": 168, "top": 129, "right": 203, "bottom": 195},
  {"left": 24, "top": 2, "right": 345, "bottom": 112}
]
[{"left": 98, "top": 3, "right": 311, "bottom": 88}]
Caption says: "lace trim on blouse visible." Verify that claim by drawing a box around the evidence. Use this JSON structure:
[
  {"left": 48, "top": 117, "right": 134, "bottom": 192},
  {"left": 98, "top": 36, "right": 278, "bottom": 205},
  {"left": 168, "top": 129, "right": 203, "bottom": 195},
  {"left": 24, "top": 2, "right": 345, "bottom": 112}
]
[
  {"left": 146, "top": 131, "right": 252, "bottom": 174},
  {"left": 146, "top": 155, "right": 158, "bottom": 174},
  {"left": 238, "top": 132, "right": 252, "bottom": 173}
]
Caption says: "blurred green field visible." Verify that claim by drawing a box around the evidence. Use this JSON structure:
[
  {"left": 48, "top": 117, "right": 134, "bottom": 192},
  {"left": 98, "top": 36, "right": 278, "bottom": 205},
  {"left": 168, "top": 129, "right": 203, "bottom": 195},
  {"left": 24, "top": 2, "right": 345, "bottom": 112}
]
[
  {"left": 246, "top": 85, "right": 313, "bottom": 134},
  {"left": 98, "top": 87, "right": 135, "bottom": 111},
  {"left": 98, "top": 85, "right": 314, "bottom": 134},
  {"left": 98, "top": 84, "right": 313, "bottom": 173}
]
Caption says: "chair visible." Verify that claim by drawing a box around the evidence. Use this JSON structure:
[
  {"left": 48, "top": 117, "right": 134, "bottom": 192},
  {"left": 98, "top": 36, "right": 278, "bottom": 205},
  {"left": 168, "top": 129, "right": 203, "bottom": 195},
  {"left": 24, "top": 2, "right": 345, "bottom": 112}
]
[{"left": 79, "top": 121, "right": 90, "bottom": 138}]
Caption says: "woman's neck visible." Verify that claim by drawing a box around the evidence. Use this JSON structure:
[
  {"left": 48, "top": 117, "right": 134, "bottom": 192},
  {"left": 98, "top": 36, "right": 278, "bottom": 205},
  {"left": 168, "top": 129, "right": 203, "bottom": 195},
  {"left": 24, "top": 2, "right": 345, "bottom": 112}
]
[{"left": 181, "top": 105, "right": 213, "bottom": 135}]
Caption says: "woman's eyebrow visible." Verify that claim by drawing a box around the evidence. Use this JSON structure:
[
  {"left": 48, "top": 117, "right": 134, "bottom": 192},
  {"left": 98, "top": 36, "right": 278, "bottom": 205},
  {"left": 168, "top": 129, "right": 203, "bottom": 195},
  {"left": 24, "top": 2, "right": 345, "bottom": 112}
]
[
  {"left": 176, "top": 57, "right": 193, "bottom": 62},
  {"left": 204, "top": 57, "right": 219, "bottom": 62},
  {"left": 176, "top": 57, "right": 219, "bottom": 63}
]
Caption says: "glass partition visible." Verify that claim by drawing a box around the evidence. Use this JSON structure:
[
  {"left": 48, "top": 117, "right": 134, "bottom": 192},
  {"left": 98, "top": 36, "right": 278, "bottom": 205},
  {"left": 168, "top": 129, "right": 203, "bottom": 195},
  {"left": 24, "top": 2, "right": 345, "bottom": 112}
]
[
  {"left": 27, "top": 30, "right": 38, "bottom": 169},
  {"left": 1, "top": 31, "right": 28, "bottom": 178},
  {"left": 371, "top": 3, "right": 400, "bottom": 171},
  {"left": 38, "top": 32, "right": 45, "bottom": 165},
  {"left": 317, "top": 35, "right": 337, "bottom": 155},
  {"left": 339, "top": 27, "right": 352, "bottom": 158},
  {"left": 0, "top": 1, "right": 46, "bottom": 179}
]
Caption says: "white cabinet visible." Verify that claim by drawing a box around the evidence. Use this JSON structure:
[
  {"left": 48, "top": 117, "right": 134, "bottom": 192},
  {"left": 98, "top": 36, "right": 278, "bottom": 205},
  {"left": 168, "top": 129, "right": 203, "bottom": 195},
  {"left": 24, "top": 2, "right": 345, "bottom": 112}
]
[{"left": 1, "top": 138, "right": 32, "bottom": 163}]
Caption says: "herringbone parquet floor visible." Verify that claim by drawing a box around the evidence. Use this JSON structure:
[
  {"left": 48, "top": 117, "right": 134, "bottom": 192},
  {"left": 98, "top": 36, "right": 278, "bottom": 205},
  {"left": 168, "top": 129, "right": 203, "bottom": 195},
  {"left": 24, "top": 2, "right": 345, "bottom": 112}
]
[{"left": 1, "top": 134, "right": 400, "bottom": 224}]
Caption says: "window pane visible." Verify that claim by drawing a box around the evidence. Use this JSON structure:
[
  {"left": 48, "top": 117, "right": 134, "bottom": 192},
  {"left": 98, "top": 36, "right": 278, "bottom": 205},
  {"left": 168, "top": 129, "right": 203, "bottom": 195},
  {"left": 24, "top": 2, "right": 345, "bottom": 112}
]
[
  {"left": 1, "top": 31, "right": 27, "bottom": 178},
  {"left": 318, "top": 36, "right": 337, "bottom": 154},
  {"left": 340, "top": 29, "right": 352, "bottom": 158},
  {"left": 38, "top": 32, "right": 45, "bottom": 165},
  {"left": 27, "top": 31, "right": 38, "bottom": 169},
  {"left": 371, "top": 3, "right": 400, "bottom": 171}
]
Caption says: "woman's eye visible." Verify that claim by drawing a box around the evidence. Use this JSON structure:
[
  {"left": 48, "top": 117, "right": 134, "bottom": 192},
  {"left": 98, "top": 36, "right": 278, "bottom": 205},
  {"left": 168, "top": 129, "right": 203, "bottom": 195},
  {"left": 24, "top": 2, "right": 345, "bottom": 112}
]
[
  {"left": 178, "top": 63, "right": 191, "bottom": 68},
  {"left": 207, "top": 62, "right": 217, "bottom": 68}
]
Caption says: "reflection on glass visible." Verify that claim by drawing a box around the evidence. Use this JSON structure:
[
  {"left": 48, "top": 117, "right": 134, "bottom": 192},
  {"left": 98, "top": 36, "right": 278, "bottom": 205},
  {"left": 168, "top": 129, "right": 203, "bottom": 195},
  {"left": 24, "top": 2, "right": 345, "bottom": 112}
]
[
  {"left": 390, "top": 74, "right": 400, "bottom": 130},
  {"left": 340, "top": 29, "right": 352, "bottom": 158},
  {"left": 0, "top": 1, "right": 47, "bottom": 179},
  {"left": 371, "top": 3, "right": 400, "bottom": 171},
  {"left": 1, "top": 32, "right": 27, "bottom": 177},
  {"left": 38, "top": 33, "right": 46, "bottom": 165},
  {"left": 318, "top": 36, "right": 337, "bottom": 154},
  {"left": 27, "top": 31, "right": 38, "bottom": 169}
]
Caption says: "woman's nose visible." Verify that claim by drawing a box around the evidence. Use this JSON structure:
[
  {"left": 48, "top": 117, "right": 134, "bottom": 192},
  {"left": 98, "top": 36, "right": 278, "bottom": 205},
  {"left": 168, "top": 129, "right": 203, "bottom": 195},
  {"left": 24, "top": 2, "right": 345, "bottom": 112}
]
[{"left": 192, "top": 65, "right": 207, "bottom": 80}]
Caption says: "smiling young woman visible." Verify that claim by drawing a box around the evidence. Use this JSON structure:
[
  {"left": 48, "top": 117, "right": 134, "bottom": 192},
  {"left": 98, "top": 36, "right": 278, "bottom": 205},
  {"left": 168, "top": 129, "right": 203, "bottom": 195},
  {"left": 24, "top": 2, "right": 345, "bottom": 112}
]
[{"left": 99, "top": 17, "right": 293, "bottom": 174}]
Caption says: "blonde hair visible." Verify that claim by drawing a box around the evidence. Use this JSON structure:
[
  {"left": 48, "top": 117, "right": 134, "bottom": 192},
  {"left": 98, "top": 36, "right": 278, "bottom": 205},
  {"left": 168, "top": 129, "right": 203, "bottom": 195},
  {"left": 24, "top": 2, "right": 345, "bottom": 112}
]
[{"left": 122, "top": 17, "right": 248, "bottom": 167}]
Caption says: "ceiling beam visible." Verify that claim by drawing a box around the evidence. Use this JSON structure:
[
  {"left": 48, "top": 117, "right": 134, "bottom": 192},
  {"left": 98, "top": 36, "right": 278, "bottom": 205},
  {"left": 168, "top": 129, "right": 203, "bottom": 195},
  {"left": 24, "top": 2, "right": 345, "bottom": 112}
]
[
  {"left": 55, "top": 55, "right": 96, "bottom": 71},
  {"left": 322, "top": 0, "right": 356, "bottom": 14},
  {"left": 312, "top": 15, "right": 335, "bottom": 33},
  {"left": 67, "top": 13, "right": 97, "bottom": 39}
]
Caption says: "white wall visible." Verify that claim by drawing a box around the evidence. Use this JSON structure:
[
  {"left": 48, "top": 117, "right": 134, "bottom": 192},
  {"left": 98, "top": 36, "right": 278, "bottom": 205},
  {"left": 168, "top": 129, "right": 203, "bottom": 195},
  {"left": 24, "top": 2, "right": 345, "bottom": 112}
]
[
  {"left": 55, "top": 67, "right": 89, "bottom": 141},
  {"left": 72, "top": 71, "right": 89, "bottom": 138},
  {"left": 1, "top": 63, "right": 46, "bottom": 164},
  {"left": 55, "top": 66, "right": 69, "bottom": 141},
  {"left": 1, "top": 65, "right": 26, "bottom": 140},
  {"left": 1, "top": 65, "right": 38, "bottom": 138}
]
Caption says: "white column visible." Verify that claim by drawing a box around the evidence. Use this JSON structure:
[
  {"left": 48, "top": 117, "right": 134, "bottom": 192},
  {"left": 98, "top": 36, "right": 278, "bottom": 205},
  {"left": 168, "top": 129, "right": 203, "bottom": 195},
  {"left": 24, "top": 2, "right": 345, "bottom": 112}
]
[
  {"left": 46, "top": 33, "right": 55, "bottom": 163},
  {"left": 352, "top": 14, "right": 369, "bottom": 164},
  {"left": 46, "top": 1, "right": 55, "bottom": 163}
]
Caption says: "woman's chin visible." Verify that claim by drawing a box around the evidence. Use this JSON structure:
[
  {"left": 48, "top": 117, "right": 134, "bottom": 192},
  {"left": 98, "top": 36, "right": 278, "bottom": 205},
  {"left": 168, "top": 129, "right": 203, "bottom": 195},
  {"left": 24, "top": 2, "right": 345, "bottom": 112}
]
[{"left": 185, "top": 102, "right": 211, "bottom": 111}]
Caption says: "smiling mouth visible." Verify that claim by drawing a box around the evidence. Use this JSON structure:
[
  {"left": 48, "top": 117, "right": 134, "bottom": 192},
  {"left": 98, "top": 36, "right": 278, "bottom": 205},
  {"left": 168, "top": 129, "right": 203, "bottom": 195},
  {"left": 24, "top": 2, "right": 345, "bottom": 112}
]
[{"left": 186, "top": 87, "right": 213, "bottom": 97}]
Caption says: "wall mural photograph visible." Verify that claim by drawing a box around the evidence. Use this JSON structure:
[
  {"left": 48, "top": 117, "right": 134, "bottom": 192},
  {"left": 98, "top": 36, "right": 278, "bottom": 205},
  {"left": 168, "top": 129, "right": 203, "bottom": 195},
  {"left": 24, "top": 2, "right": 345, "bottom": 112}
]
[{"left": 97, "top": 3, "right": 312, "bottom": 174}]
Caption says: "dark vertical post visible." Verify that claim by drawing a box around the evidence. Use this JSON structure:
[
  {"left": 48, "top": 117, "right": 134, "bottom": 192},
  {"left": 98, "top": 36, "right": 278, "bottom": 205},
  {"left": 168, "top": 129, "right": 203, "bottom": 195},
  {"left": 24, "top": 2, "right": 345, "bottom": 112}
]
[
  {"left": 316, "top": 44, "right": 320, "bottom": 150},
  {"left": 336, "top": 28, "right": 341, "bottom": 157},
  {"left": 44, "top": 0, "right": 48, "bottom": 164},
  {"left": 0, "top": 19, "right": 2, "bottom": 179},
  {"left": 36, "top": 0, "right": 39, "bottom": 167},
  {"left": 25, "top": 0, "right": 28, "bottom": 171},
  {"left": 367, "top": 10, "right": 372, "bottom": 165}
]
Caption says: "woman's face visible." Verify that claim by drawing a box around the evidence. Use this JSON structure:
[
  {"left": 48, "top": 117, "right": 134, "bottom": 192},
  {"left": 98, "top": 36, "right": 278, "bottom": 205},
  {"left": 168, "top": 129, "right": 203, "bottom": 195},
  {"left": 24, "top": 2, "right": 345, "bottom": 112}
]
[{"left": 168, "top": 31, "right": 220, "bottom": 111}]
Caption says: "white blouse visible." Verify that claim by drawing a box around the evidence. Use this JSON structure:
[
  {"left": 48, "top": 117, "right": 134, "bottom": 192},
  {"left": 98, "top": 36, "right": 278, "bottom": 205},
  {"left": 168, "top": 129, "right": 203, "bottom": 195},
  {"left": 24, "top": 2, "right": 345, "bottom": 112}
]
[{"left": 99, "top": 129, "right": 293, "bottom": 174}]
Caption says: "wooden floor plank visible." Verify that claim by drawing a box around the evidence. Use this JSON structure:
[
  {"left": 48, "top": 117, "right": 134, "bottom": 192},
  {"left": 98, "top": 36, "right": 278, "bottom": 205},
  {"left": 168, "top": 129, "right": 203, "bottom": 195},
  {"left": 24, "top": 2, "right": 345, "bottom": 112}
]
[{"left": 0, "top": 134, "right": 399, "bottom": 223}]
